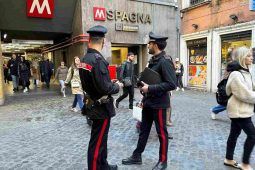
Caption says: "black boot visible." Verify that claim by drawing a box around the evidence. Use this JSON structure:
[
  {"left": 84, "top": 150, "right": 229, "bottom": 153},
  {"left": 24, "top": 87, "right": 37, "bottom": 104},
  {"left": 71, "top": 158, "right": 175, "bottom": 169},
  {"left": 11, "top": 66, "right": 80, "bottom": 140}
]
[
  {"left": 108, "top": 164, "right": 118, "bottom": 170},
  {"left": 122, "top": 155, "right": 142, "bottom": 165},
  {"left": 152, "top": 162, "right": 167, "bottom": 170}
]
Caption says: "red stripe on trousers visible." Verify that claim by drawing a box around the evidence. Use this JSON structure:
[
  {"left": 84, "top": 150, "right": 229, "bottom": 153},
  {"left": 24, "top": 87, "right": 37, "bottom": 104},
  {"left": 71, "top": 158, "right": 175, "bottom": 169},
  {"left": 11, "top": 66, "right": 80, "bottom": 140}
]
[
  {"left": 93, "top": 119, "right": 108, "bottom": 170},
  {"left": 158, "top": 109, "right": 166, "bottom": 162}
]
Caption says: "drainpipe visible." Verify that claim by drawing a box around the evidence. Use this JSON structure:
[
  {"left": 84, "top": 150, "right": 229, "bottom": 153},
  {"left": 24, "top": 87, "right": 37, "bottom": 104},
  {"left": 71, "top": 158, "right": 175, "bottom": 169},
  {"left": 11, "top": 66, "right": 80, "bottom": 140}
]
[{"left": 0, "top": 31, "right": 5, "bottom": 105}]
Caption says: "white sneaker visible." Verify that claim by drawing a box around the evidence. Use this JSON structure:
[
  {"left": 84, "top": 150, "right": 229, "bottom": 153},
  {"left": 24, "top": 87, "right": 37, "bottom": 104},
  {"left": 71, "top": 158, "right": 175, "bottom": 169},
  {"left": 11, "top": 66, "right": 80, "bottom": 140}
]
[
  {"left": 23, "top": 87, "right": 28, "bottom": 93},
  {"left": 71, "top": 108, "right": 78, "bottom": 112},
  {"left": 176, "top": 87, "right": 180, "bottom": 91},
  {"left": 211, "top": 112, "right": 216, "bottom": 120},
  {"left": 181, "top": 88, "right": 185, "bottom": 92}
]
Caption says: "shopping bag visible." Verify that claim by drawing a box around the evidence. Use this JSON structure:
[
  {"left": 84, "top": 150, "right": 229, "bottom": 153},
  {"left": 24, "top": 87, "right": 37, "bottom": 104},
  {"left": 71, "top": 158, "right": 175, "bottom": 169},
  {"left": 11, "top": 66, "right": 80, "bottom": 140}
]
[{"left": 132, "top": 106, "right": 142, "bottom": 122}]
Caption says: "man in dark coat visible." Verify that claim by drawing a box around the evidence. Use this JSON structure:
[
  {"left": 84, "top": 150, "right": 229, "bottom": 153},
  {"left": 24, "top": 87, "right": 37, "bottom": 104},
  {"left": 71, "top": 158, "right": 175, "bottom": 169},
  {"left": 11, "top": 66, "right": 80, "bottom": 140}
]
[
  {"left": 79, "top": 25, "right": 123, "bottom": 170},
  {"left": 115, "top": 52, "right": 135, "bottom": 109},
  {"left": 122, "top": 32, "right": 177, "bottom": 170},
  {"left": 7, "top": 54, "right": 19, "bottom": 92}
]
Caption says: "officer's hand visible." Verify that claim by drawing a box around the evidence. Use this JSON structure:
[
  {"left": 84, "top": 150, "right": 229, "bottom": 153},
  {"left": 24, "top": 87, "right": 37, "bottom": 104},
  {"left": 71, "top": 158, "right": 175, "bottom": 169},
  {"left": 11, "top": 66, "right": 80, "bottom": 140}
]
[{"left": 140, "top": 81, "right": 149, "bottom": 93}]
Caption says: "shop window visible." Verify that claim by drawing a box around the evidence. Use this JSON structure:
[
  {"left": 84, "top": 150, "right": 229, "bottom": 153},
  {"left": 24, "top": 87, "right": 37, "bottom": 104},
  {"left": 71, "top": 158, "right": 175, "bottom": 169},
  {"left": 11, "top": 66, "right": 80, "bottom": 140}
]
[
  {"left": 220, "top": 31, "right": 252, "bottom": 79},
  {"left": 187, "top": 38, "right": 207, "bottom": 88}
]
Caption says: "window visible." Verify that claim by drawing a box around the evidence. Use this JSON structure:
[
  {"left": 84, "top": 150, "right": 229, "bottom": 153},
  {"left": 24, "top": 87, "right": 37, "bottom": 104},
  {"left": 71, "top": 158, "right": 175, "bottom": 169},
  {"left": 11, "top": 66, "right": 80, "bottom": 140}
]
[{"left": 190, "top": 0, "right": 206, "bottom": 6}]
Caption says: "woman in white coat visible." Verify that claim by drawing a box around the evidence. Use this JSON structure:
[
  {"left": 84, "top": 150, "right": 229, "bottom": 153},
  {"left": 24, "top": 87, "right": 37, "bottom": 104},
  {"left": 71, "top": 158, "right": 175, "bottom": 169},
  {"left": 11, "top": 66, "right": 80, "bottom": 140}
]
[{"left": 224, "top": 47, "right": 255, "bottom": 170}]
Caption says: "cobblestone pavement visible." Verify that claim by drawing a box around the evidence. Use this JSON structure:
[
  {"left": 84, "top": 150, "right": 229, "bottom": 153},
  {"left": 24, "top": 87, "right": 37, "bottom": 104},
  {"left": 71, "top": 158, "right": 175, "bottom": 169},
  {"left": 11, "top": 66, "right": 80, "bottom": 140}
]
[{"left": 0, "top": 88, "right": 254, "bottom": 170}]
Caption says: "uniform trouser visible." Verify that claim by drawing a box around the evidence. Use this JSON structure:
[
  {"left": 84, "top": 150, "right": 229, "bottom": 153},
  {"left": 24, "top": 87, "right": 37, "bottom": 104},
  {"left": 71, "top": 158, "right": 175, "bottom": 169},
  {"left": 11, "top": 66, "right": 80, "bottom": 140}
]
[
  {"left": 226, "top": 117, "right": 255, "bottom": 164},
  {"left": 88, "top": 118, "right": 111, "bottom": 170},
  {"left": 133, "top": 108, "right": 168, "bottom": 162},
  {"left": 116, "top": 86, "right": 134, "bottom": 108}
]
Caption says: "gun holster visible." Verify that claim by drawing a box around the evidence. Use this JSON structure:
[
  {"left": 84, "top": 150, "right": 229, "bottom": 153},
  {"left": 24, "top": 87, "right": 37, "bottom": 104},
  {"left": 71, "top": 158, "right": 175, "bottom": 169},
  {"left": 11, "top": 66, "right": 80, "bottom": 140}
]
[{"left": 82, "top": 95, "right": 115, "bottom": 119}]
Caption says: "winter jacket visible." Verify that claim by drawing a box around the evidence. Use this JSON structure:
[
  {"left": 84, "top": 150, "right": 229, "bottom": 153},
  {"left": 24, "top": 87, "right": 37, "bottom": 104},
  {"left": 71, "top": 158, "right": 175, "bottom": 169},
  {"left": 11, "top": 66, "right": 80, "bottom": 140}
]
[
  {"left": 55, "top": 66, "right": 68, "bottom": 81},
  {"left": 7, "top": 59, "right": 19, "bottom": 76},
  {"left": 226, "top": 63, "right": 255, "bottom": 118},
  {"left": 65, "top": 66, "right": 83, "bottom": 95}
]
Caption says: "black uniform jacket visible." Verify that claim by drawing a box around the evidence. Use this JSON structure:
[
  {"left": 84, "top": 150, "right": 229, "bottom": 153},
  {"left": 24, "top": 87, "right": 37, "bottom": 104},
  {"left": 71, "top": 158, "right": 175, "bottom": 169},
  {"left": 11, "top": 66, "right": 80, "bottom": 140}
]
[
  {"left": 79, "top": 48, "right": 120, "bottom": 117},
  {"left": 143, "top": 51, "right": 177, "bottom": 109}
]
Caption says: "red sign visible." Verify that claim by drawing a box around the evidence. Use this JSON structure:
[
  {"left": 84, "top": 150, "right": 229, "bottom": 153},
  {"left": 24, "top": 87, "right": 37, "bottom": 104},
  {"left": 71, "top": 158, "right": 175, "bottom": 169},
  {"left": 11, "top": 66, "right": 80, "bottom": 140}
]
[
  {"left": 93, "top": 7, "right": 106, "bottom": 21},
  {"left": 27, "top": 0, "right": 54, "bottom": 18},
  {"left": 108, "top": 65, "right": 117, "bottom": 80}
]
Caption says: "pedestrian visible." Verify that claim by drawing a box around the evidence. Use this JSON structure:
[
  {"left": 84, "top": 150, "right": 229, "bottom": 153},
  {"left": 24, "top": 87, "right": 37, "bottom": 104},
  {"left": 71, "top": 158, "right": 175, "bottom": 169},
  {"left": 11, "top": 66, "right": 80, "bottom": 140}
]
[
  {"left": 3, "top": 63, "right": 9, "bottom": 84},
  {"left": 54, "top": 61, "right": 68, "bottom": 97},
  {"left": 79, "top": 25, "right": 123, "bottom": 170},
  {"left": 18, "top": 57, "right": 30, "bottom": 93},
  {"left": 115, "top": 52, "right": 135, "bottom": 110},
  {"left": 65, "top": 56, "right": 84, "bottom": 112},
  {"left": 166, "top": 91, "right": 173, "bottom": 126},
  {"left": 31, "top": 59, "right": 40, "bottom": 88},
  {"left": 7, "top": 54, "right": 19, "bottom": 92},
  {"left": 211, "top": 48, "right": 235, "bottom": 120},
  {"left": 224, "top": 46, "right": 255, "bottom": 170},
  {"left": 122, "top": 32, "right": 177, "bottom": 170},
  {"left": 40, "top": 58, "right": 53, "bottom": 88},
  {"left": 175, "top": 58, "right": 184, "bottom": 91}
]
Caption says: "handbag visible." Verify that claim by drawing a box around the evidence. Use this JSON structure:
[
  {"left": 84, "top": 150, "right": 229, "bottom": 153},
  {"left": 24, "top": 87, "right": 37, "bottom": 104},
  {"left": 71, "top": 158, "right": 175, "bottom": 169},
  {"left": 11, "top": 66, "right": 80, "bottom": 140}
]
[
  {"left": 71, "top": 81, "right": 80, "bottom": 88},
  {"left": 123, "top": 77, "right": 132, "bottom": 87},
  {"left": 132, "top": 106, "right": 142, "bottom": 121}
]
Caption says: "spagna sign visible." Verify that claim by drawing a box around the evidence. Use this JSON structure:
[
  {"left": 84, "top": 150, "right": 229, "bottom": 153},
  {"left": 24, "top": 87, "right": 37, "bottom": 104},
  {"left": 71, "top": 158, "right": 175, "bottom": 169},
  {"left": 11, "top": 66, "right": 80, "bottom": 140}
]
[{"left": 93, "top": 7, "right": 152, "bottom": 24}]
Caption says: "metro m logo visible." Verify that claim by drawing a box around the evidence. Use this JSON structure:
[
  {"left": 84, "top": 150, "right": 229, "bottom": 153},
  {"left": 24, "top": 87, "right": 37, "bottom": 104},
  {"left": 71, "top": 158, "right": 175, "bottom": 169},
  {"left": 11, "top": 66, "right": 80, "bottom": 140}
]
[
  {"left": 27, "top": 0, "right": 54, "bottom": 18},
  {"left": 93, "top": 7, "right": 106, "bottom": 21}
]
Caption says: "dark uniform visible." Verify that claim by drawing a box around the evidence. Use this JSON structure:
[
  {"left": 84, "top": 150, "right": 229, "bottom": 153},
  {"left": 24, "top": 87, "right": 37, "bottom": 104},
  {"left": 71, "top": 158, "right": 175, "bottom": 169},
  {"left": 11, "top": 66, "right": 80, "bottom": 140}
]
[
  {"left": 79, "top": 25, "right": 120, "bottom": 170},
  {"left": 122, "top": 32, "right": 176, "bottom": 170}
]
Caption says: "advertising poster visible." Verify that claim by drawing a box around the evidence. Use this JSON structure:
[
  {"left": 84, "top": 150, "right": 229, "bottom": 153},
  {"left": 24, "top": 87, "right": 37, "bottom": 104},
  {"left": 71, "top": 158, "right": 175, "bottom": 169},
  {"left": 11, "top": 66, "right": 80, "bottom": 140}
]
[{"left": 187, "top": 40, "right": 207, "bottom": 87}]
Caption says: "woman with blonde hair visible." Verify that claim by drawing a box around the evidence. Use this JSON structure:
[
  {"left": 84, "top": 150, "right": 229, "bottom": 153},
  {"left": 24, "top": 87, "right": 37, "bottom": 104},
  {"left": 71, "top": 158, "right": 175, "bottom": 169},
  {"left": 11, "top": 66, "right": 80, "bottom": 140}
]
[
  {"left": 65, "top": 56, "right": 84, "bottom": 112},
  {"left": 224, "top": 46, "right": 255, "bottom": 170}
]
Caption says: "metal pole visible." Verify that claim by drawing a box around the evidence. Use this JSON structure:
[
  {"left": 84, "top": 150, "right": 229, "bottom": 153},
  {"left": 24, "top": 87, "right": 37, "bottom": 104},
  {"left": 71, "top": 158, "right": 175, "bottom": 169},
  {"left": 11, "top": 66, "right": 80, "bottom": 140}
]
[{"left": 0, "top": 31, "right": 5, "bottom": 105}]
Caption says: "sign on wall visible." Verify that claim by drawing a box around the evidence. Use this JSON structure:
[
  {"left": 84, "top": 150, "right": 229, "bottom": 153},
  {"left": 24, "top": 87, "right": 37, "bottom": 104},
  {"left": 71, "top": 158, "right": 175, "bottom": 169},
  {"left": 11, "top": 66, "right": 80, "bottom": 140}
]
[
  {"left": 27, "top": 0, "right": 54, "bottom": 18},
  {"left": 93, "top": 7, "right": 151, "bottom": 24},
  {"left": 93, "top": 7, "right": 106, "bottom": 21}
]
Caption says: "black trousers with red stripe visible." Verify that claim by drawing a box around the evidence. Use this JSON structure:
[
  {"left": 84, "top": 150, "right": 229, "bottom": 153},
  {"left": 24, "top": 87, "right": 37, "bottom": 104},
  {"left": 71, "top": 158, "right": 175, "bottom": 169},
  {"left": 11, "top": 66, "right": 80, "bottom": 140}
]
[
  {"left": 133, "top": 108, "right": 168, "bottom": 163},
  {"left": 88, "top": 118, "right": 111, "bottom": 170}
]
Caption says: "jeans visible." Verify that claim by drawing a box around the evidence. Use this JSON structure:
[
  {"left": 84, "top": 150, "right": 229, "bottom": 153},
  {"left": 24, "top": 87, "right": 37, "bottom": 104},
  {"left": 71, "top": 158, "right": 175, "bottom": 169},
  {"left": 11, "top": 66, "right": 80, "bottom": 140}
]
[
  {"left": 11, "top": 75, "right": 19, "bottom": 89},
  {"left": 176, "top": 75, "right": 183, "bottom": 88},
  {"left": 116, "top": 86, "right": 134, "bottom": 109},
  {"left": 72, "top": 94, "right": 84, "bottom": 110},
  {"left": 226, "top": 117, "right": 255, "bottom": 164},
  {"left": 59, "top": 79, "right": 65, "bottom": 90},
  {"left": 212, "top": 105, "right": 226, "bottom": 114}
]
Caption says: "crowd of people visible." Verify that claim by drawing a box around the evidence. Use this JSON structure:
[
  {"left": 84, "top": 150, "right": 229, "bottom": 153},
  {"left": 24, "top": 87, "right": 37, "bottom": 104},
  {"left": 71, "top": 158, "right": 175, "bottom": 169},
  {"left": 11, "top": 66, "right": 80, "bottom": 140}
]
[
  {"left": 1, "top": 26, "right": 254, "bottom": 170},
  {"left": 3, "top": 54, "right": 54, "bottom": 93}
]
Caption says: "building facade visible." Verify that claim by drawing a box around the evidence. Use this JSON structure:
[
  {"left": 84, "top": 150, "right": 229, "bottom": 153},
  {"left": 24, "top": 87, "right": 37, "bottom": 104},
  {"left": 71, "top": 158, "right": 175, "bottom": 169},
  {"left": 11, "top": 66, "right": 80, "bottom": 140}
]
[
  {"left": 180, "top": 0, "right": 255, "bottom": 92},
  {"left": 0, "top": 0, "right": 179, "bottom": 104}
]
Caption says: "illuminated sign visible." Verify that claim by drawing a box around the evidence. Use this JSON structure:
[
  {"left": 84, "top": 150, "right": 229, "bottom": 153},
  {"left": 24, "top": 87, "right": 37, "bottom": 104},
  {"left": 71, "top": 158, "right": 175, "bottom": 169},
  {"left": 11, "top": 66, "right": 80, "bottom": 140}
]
[{"left": 27, "top": 0, "right": 54, "bottom": 18}]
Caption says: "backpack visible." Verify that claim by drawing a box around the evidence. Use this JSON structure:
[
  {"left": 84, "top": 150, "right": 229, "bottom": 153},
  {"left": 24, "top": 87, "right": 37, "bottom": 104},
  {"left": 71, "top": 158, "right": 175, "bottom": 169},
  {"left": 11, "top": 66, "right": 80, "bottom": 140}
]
[
  {"left": 216, "top": 71, "right": 245, "bottom": 106},
  {"left": 216, "top": 78, "right": 229, "bottom": 106}
]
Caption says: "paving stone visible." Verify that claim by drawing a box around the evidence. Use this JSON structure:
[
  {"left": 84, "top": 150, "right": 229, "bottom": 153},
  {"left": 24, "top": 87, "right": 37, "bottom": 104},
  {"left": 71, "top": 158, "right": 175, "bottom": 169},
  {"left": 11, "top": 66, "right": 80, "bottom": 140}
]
[{"left": 0, "top": 89, "right": 254, "bottom": 169}]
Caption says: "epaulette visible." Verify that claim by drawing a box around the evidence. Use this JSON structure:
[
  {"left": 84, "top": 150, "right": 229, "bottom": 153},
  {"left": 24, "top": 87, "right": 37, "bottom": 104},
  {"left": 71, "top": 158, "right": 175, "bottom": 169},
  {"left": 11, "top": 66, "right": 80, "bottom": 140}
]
[{"left": 95, "top": 53, "right": 102, "bottom": 60}]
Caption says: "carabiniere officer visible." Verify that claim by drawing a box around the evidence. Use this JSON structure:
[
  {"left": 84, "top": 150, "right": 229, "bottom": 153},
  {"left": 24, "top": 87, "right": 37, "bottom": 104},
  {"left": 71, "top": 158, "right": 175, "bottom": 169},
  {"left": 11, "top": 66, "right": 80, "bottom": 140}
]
[
  {"left": 122, "top": 32, "right": 177, "bottom": 170},
  {"left": 79, "top": 25, "right": 123, "bottom": 170}
]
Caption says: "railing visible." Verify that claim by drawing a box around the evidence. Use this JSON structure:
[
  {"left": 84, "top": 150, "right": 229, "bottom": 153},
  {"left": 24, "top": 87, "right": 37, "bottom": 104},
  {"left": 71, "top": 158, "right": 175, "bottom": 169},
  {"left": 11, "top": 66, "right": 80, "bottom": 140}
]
[{"left": 190, "top": 0, "right": 206, "bottom": 6}]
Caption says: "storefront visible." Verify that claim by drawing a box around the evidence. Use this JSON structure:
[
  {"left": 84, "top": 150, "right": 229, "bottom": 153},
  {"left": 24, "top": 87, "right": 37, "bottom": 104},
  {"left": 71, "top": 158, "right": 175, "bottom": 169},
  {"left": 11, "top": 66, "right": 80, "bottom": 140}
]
[
  {"left": 220, "top": 31, "right": 252, "bottom": 78},
  {"left": 187, "top": 38, "right": 207, "bottom": 88},
  {"left": 180, "top": 21, "right": 255, "bottom": 92}
]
